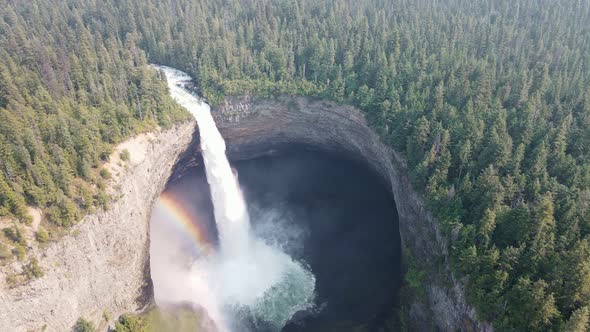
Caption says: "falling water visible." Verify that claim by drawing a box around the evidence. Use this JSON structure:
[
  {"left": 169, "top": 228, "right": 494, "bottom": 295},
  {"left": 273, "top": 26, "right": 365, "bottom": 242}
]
[
  {"left": 157, "top": 65, "right": 316, "bottom": 331},
  {"left": 163, "top": 68, "right": 250, "bottom": 257}
]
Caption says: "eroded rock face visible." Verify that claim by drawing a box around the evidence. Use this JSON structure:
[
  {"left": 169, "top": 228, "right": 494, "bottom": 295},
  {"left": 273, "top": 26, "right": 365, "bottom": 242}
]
[
  {"left": 206, "top": 95, "right": 491, "bottom": 332},
  {"left": 0, "top": 122, "right": 195, "bottom": 332}
]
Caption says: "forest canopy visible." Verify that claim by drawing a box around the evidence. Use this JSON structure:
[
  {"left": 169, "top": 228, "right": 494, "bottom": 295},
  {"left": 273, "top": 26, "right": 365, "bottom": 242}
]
[
  {"left": 0, "top": 0, "right": 189, "bottom": 229},
  {"left": 2, "top": 0, "right": 590, "bottom": 330}
]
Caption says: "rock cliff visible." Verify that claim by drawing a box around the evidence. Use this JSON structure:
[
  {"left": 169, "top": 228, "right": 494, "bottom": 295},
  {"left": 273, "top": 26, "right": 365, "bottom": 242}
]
[
  {"left": 0, "top": 122, "right": 196, "bottom": 331},
  {"left": 206, "top": 95, "right": 490, "bottom": 332},
  {"left": 1, "top": 95, "right": 489, "bottom": 332}
]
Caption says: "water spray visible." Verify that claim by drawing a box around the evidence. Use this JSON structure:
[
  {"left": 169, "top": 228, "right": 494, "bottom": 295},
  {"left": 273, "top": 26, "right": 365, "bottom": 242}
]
[{"left": 156, "top": 66, "right": 316, "bottom": 331}]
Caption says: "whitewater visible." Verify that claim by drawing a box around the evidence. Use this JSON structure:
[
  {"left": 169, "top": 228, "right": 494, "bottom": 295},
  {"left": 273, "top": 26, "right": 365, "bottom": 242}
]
[{"left": 157, "top": 66, "right": 316, "bottom": 331}]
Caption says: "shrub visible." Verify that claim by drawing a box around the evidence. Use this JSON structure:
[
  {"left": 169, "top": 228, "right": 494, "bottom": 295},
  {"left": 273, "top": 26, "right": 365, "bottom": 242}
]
[
  {"left": 96, "top": 178, "right": 106, "bottom": 190},
  {"left": 23, "top": 258, "right": 43, "bottom": 279},
  {"left": 402, "top": 249, "right": 426, "bottom": 299},
  {"left": 12, "top": 244, "right": 26, "bottom": 260},
  {"left": 77, "top": 183, "right": 95, "bottom": 210},
  {"left": 95, "top": 190, "right": 110, "bottom": 210},
  {"left": 99, "top": 168, "right": 112, "bottom": 180},
  {"left": 36, "top": 227, "right": 49, "bottom": 243},
  {"left": 47, "top": 196, "right": 80, "bottom": 227},
  {"left": 74, "top": 318, "right": 96, "bottom": 332},
  {"left": 114, "top": 314, "right": 144, "bottom": 332},
  {"left": 103, "top": 309, "right": 110, "bottom": 322},
  {"left": 120, "top": 149, "right": 130, "bottom": 161},
  {"left": 6, "top": 274, "right": 19, "bottom": 287},
  {"left": 114, "top": 308, "right": 203, "bottom": 332},
  {"left": 404, "top": 264, "right": 426, "bottom": 291},
  {"left": 3, "top": 225, "right": 25, "bottom": 245}
]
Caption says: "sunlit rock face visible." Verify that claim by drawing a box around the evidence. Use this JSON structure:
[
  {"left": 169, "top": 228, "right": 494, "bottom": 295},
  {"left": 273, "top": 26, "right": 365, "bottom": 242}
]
[{"left": 0, "top": 122, "right": 196, "bottom": 331}]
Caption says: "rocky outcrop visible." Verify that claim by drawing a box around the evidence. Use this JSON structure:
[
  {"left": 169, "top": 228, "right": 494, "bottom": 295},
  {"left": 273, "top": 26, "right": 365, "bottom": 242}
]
[
  {"left": 0, "top": 122, "right": 196, "bottom": 332},
  {"left": 207, "top": 95, "right": 491, "bottom": 332}
]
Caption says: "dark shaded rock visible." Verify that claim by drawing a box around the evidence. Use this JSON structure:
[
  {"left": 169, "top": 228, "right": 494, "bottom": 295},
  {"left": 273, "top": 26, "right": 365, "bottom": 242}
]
[{"left": 202, "top": 95, "right": 491, "bottom": 332}]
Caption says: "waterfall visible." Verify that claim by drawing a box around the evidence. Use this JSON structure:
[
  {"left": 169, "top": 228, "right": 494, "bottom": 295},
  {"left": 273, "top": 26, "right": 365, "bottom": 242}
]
[
  {"left": 162, "top": 68, "right": 250, "bottom": 256},
  {"left": 157, "top": 65, "right": 316, "bottom": 331}
]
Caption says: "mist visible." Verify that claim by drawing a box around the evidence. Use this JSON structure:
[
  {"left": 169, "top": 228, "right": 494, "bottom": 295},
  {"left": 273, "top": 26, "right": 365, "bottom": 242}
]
[
  {"left": 150, "top": 67, "right": 316, "bottom": 332},
  {"left": 150, "top": 146, "right": 401, "bottom": 331}
]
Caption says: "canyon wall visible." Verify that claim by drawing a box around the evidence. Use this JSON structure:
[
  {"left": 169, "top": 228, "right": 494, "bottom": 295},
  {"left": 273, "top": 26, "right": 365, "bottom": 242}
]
[
  {"left": 209, "top": 95, "right": 491, "bottom": 332},
  {"left": 0, "top": 122, "right": 195, "bottom": 332},
  {"left": 0, "top": 95, "right": 489, "bottom": 331}
]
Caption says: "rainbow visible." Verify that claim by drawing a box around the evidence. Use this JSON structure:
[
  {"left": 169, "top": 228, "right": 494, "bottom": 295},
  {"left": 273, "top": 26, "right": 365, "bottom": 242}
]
[{"left": 156, "top": 191, "right": 213, "bottom": 255}]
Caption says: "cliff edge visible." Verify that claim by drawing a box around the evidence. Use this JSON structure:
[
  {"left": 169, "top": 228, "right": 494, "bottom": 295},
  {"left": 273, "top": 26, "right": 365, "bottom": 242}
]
[{"left": 0, "top": 122, "right": 195, "bottom": 331}]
